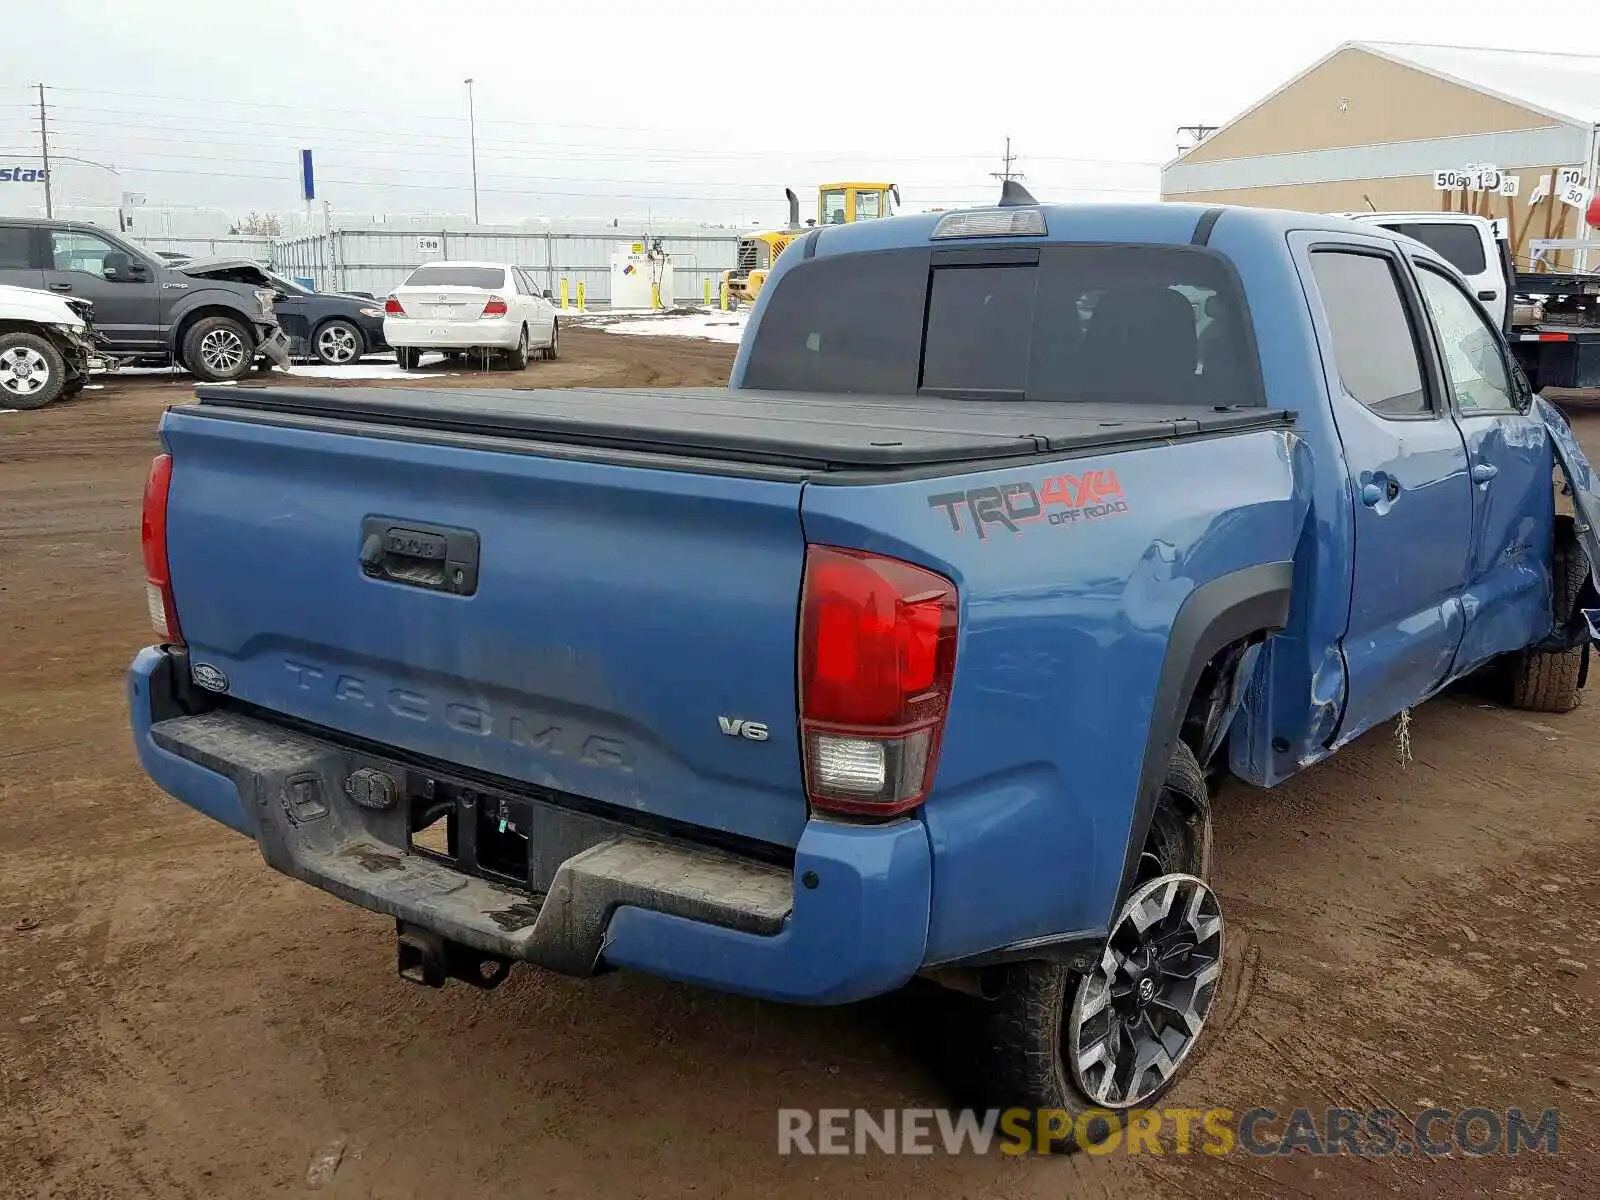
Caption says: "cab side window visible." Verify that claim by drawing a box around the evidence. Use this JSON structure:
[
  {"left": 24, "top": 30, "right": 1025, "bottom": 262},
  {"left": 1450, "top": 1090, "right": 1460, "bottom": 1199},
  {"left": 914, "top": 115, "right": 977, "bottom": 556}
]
[
  {"left": 51, "top": 230, "right": 117, "bottom": 275},
  {"left": 1309, "top": 250, "right": 1431, "bottom": 418},
  {"left": 1415, "top": 265, "right": 1516, "bottom": 414}
]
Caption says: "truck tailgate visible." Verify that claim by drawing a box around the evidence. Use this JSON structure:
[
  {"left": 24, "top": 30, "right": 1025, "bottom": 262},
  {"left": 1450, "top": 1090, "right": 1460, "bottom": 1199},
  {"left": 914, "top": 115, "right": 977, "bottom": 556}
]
[{"left": 159, "top": 404, "right": 809, "bottom": 849}]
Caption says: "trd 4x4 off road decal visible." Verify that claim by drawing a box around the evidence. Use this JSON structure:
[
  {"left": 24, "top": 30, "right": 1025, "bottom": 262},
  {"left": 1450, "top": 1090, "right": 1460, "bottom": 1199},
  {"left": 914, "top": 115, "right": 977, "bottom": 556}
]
[{"left": 928, "top": 469, "right": 1128, "bottom": 539}]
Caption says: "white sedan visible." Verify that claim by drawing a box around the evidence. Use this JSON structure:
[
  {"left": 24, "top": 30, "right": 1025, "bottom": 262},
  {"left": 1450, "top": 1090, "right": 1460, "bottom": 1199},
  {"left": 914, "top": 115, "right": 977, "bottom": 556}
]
[{"left": 383, "top": 261, "right": 559, "bottom": 370}]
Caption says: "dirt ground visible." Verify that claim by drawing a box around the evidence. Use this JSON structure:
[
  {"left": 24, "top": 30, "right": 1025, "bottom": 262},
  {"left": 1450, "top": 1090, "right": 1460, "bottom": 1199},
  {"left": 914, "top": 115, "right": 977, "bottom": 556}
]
[{"left": 2, "top": 328, "right": 1596, "bottom": 1198}]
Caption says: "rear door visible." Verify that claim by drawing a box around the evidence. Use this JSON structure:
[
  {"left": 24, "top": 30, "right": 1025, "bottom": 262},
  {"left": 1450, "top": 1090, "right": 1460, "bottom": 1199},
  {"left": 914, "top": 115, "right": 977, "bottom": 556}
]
[
  {"left": 1295, "top": 235, "right": 1475, "bottom": 740},
  {"left": 0, "top": 224, "right": 44, "bottom": 291},
  {"left": 1411, "top": 258, "right": 1555, "bottom": 672},
  {"left": 42, "top": 227, "right": 161, "bottom": 350}
]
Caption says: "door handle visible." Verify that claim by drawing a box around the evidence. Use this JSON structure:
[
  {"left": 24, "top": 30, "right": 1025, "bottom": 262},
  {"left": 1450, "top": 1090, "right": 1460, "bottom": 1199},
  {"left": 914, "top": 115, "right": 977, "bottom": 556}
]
[
  {"left": 1361, "top": 482, "right": 1384, "bottom": 507},
  {"left": 1471, "top": 462, "right": 1499, "bottom": 484},
  {"left": 48, "top": 282, "right": 72, "bottom": 292},
  {"left": 1477, "top": 290, "right": 1498, "bottom": 302}
]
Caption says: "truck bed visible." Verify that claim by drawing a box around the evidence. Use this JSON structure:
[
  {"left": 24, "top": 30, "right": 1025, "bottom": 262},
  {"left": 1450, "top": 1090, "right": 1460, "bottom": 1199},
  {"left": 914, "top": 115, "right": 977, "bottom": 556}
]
[{"left": 193, "top": 385, "right": 1296, "bottom": 476}]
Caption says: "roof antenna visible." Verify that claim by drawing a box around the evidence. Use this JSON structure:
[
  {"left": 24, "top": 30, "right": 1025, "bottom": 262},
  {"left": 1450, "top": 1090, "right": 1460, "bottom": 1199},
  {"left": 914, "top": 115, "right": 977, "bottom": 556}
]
[
  {"left": 991, "top": 137, "right": 1036, "bottom": 206},
  {"left": 998, "top": 178, "right": 1038, "bottom": 207}
]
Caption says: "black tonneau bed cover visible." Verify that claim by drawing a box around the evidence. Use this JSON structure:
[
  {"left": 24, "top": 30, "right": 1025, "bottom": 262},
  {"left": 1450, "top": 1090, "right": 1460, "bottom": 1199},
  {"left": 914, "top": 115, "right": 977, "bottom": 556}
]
[{"left": 193, "top": 385, "right": 1295, "bottom": 473}]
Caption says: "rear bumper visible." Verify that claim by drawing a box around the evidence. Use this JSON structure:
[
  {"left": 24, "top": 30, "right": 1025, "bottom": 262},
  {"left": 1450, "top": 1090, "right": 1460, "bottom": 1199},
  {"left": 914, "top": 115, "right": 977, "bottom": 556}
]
[
  {"left": 383, "top": 315, "right": 521, "bottom": 350},
  {"left": 126, "top": 646, "right": 931, "bottom": 1004}
]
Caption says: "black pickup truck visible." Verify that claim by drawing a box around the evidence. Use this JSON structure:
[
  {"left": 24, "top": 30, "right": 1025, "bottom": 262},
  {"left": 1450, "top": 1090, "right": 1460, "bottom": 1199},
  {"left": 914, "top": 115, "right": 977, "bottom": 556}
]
[{"left": 0, "top": 217, "right": 288, "bottom": 381}]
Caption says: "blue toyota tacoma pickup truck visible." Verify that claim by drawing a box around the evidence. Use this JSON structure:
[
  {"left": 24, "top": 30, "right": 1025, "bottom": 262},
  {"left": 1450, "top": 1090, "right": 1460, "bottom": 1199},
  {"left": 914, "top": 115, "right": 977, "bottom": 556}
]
[{"left": 128, "top": 196, "right": 1600, "bottom": 1132}]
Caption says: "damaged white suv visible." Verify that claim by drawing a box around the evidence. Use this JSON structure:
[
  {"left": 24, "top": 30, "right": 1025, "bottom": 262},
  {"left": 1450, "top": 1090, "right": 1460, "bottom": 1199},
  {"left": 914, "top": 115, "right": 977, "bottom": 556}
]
[{"left": 0, "top": 283, "right": 98, "bottom": 409}]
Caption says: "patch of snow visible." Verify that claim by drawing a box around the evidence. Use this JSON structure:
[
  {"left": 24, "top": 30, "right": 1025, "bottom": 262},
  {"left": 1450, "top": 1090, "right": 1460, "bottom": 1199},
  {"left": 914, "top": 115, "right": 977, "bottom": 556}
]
[
  {"left": 0, "top": 408, "right": 17, "bottom": 415},
  {"left": 598, "top": 309, "right": 748, "bottom": 344}
]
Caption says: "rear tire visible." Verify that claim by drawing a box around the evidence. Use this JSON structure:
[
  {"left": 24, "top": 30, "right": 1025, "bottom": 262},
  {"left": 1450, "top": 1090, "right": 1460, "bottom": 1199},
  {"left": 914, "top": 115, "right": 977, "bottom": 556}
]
[
  {"left": 0, "top": 331, "right": 67, "bottom": 410},
  {"left": 183, "top": 316, "right": 254, "bottom": 382},
  {"left": 1508, "top": 530, "right": 1588, "bottom": 712},
  {"left": 971, "top": 742, "right": 1221, "bottom": 1152},
  {"left": 506, "top": 325, "right": 529, "bottom": 371},
  {"left": 396, "top": 347, "right": 423, "bottom": 371}
]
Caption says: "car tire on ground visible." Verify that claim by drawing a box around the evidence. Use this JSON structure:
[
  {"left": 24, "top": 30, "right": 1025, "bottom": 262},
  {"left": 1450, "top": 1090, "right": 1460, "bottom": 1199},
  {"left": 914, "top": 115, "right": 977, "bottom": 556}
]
[
  {"left": 1508, "top": 527, "right": 1589, "bottom": 713},
  {"left": 542, "top": 319, "right": 560, "bottom": 361},
  {"left": 396, "top": 347, "right": 423, "bottom": 371},
  {"left": 971, "top": 741, "right": 1222, "bottom": 1152},
  {"left": 506, "top": 325, "right": 530, "bottom": 371},
  {"left": 183, "top": 316, "right": 255, "bottom": 382},
  {"left": 312, "top": 319, "right": 365, "bottom": 366},
  {"left": 0, "top": 331, "right": 67, "bottom": 410}
]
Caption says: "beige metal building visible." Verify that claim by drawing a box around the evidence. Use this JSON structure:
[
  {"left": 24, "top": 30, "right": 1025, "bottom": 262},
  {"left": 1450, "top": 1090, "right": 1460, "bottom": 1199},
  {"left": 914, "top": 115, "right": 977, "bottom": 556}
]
[{"left": 1161, "top": 42, "right": 1600, "bottom": 266}]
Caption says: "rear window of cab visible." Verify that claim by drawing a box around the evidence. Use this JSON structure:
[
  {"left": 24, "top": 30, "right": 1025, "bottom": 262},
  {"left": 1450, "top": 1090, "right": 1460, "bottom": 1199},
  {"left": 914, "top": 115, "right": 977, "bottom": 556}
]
[{"left": 742, "top": 243, "right": 1265, "bottom": 407}]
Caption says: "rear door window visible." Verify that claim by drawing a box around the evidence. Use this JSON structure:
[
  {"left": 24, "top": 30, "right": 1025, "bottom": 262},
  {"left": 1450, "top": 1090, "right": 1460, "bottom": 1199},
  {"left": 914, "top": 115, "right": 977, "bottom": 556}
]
[
  {"left": 0, "top": 225, "right": 34, "bottom": 268},
  {"left": 1309, "top": 250, "right": 1431, "bottom": 418},
  {"left": 1380, "top": 223, "right": 1487, "bottom": 276},
  {"left": 404, "top": 265, "right": 506, "bottom": 289}
]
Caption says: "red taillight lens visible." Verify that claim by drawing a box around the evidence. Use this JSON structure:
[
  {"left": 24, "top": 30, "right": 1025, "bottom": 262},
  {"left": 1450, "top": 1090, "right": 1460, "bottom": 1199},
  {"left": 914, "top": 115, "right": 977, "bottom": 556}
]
[
  {"left": 384, "top": 294, "right": 405, "bottom": 315},
  {"left": 141, "top": 453, "right": 182, "bottom": 645},
  {"left": 481, "top": 295, "right": 508, "bottom": 317},
  {"left": 799, "top": 546, "right": 958, "bottom": 817}
]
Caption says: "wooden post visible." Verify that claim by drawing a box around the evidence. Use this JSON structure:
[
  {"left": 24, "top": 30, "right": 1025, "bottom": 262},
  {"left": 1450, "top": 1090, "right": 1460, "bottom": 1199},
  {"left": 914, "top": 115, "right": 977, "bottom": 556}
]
[
  {"left": 1540, "top": 166, "right": 1565, "bottom": 272},
  {"left": 1504, "top": 191, "right": 1518, "bottom": 268}
]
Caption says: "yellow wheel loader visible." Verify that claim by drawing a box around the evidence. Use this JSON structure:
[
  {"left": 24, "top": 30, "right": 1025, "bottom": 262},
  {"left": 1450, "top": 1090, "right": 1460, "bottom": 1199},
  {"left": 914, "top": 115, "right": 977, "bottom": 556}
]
[{"left": 722, "top": 182, "right": 900, "bottom": 305}]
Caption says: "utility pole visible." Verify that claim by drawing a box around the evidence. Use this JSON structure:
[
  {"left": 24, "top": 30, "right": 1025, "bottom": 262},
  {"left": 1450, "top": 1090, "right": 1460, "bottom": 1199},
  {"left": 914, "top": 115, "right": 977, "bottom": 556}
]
[
  {"left": 1175, "top": 124, "right": 1218, "bottom": 154},
  {"left": 991, "top": 136, "right": 1023, "bottom": 184},
  {"left": 37, "top": 83, "right": 53, "bottom": 218},
  {"left": 464, "top": 78, "right": 480, "bottom": 225}
]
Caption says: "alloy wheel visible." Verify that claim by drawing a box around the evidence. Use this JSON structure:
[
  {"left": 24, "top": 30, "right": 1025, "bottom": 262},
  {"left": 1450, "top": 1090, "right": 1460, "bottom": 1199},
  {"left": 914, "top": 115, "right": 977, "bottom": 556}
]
[
  {"left": 316, "top": 323, "right": 360, "bottom": 363},
  {"left": 199, "top": 327, "right": 246, "bottom": 374},
  {"left": 1065, "top": 873, "right": 1223, "bottom": 1109}
]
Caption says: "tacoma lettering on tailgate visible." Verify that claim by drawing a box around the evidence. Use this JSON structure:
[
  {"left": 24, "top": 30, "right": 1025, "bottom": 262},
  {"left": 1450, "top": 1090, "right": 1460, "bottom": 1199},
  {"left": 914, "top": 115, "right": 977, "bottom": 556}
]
[{"left": 282, "top": 661, "right": 633, "bottom": 770}]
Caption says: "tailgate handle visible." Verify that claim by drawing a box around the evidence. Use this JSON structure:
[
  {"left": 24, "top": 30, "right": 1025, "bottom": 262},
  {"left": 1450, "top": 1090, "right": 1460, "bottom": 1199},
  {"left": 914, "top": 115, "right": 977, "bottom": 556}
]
[{"left": 360, "top": 518, "right": 480, "bottom": 596}]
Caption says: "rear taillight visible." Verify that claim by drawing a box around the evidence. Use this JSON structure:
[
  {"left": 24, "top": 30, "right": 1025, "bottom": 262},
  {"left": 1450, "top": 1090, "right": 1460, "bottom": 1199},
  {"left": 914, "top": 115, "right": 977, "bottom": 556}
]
[
  {"left": 141, "top": 453, "right": 182, "bottom": 645},
  {"left": 799, "top": 546, "right": 958, "bottom": 818},
  {"left": 384, "top": 294, "right": 405, "bottom": 315},
  {"left": 480, "top": 295, "right": 508, "bottom": 317}
]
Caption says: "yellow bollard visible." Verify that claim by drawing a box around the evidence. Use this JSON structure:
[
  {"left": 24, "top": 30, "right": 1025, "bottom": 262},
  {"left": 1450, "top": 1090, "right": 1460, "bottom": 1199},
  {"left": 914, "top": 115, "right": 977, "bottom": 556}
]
[
  {"left": 704, "top": 277, "right": 712, "bottom": 306},
  {"left": 559, "top": 278, "right": 569, "bottom": 310},
  {"left": 719, "top": 280, "right": 729, "bottom": 312},
  {"left": 651, "top": 281, "right": 661, "bottom": 310},
  {"left": 577, "top": 281, "right": 585, "bottom": 312}
]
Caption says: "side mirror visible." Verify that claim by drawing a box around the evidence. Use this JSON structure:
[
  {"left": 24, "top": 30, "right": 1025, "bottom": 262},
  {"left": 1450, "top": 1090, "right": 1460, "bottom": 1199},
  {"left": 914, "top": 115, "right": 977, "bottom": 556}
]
[
  {"left": 542, "top": 289, "right": 554, "bottom": 300},
  {"left": 127, "top": 261, "right": 149, "bottom": 282},
  {"left": 272, "top": 290, "right": 290, "bottom": 302}
]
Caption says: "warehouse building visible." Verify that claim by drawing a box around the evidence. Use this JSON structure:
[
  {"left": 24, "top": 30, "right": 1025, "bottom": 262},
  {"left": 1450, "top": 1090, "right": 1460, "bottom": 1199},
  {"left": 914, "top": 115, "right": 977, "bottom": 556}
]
[{"left": 1161, "top": 42, "right": 1600, "bottom": 267}]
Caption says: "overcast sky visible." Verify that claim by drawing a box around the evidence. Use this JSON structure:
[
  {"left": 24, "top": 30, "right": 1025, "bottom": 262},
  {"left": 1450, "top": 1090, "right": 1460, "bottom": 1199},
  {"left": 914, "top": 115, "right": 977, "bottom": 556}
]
[{"left": 0, "top": 0, "right": 1590, "bottom": 228}]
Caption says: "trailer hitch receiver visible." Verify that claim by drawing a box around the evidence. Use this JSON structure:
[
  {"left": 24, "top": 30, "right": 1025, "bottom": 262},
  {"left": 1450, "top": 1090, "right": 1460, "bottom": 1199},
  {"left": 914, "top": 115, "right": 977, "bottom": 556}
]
[{"left": 396, "top": 922, "right": 513, "bottom": 990}]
